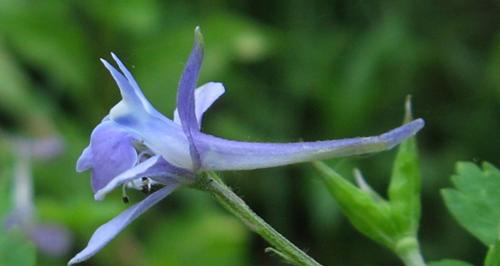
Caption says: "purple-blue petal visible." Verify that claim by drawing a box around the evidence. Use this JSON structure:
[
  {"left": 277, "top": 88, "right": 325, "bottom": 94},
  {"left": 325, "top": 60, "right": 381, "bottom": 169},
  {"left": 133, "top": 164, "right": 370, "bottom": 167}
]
[
  {"left": 196, "top": 119, "right": 425, "bottom": 170},
  {"left": 67, "top": 184, "right": 179, "bottom": 265},
  {"left": 176, "top": 27, "right": 204, "bottom": 168},
  {"left": 85, "top": 121, "right": 138, "bottom": 192},
  {"left": 76, "top": 147, "right": 92, "bottom": 172}
]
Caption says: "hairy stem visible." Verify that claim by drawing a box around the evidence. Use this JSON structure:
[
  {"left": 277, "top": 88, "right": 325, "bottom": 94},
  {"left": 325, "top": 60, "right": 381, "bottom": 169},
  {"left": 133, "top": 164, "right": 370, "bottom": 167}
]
[
  {"left": 196, "top": 173, "right": 322, "bottom": 266},
  {"left": 395, "top": 237, "right": 426, "bottom": 266},
  {"left": 399, "top": 250, "right": 426, "bottom": 266}
]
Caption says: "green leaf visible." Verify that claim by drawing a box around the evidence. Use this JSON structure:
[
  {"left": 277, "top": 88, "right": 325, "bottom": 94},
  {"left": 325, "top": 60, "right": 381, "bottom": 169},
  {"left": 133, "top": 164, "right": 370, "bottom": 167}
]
[
  {"left": 441, "top": 162, "right": 500, "bottom": 246},
  {"left": 428, "top": 259, "right": 474, "bottom": 266},
  {"left": 313, "top": 161, "right": 398, "bottom": 249},
  {"left": 388, "top": 123, "right": 421, "bottom": 236}
]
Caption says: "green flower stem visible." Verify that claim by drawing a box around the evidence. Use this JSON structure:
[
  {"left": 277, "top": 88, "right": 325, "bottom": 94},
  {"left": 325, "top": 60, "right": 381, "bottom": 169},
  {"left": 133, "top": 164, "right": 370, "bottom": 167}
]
[
  {"left": 395, "top": 237, "right": 426, "bottom": 266},
  {"left": 196, "top": 172, "right": 322, "bottom": 266}
]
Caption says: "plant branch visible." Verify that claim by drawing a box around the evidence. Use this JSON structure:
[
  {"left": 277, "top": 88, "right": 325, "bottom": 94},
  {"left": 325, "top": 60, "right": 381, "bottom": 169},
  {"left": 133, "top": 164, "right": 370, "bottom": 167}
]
[{"left": 196, "top": 173, "right": 322, "bottom": 266}]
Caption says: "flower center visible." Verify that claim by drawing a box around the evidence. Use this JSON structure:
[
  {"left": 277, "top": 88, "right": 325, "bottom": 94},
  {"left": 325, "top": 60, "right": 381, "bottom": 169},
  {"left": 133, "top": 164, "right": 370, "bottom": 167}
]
[{"left": 120, "top": 141, "right": 165, "bottom": 203}]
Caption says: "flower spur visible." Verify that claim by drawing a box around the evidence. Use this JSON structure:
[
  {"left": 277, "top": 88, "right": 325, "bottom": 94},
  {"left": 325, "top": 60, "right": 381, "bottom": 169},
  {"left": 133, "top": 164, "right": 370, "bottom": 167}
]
[{"left": 69, "top": 27, "right": 424, "bottom": 265}]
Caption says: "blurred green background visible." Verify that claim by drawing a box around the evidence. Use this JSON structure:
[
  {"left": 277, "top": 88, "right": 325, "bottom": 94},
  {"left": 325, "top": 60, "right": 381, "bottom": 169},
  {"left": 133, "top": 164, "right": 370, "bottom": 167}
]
[{"left": 0, "top": 0, "right": 499, "bottom": 265}]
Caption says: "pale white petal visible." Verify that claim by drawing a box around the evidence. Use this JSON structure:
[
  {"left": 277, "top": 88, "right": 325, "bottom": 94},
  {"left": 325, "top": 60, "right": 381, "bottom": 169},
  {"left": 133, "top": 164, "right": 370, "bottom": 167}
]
[{"left": 174, "top": 82, "right": 225, "bottom": 127}]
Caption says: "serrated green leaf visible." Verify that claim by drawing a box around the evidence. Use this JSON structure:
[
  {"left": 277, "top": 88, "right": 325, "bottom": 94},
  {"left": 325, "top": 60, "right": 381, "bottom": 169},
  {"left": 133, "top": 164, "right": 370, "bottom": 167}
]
[
  {"left": 441, "top": 162, "right": 500, "bottom": 246},
  {"left": 428, "top": 259, "right": 474, "bottom": 266}
]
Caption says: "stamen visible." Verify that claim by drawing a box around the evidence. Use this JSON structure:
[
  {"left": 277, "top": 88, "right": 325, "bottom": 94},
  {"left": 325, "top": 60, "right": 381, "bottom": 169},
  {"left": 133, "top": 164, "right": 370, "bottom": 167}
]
[
  {"left": 121, "top": 184, "right": 129, "bottom": 204},
  {"left": 141, "top": 177, "right": 151, "bottom": 193}
]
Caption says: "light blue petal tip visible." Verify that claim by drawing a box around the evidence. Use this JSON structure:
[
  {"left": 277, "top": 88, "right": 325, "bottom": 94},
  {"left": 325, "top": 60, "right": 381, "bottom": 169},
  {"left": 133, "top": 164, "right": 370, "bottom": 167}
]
[
  {"left": 194, "top": 26, "right": 204, "bottom": 46},
  {"left": 413, "top": 118, "right": 425, "bottom": 131},
  {"left": 100, "top": 58, "right": 112, "bottom": 69},
  {"left": 380, "top": 118, "right": 424, "bottom": 148},
  {"left": 110, "top": 52, "right": 122, "bottom": 65}
]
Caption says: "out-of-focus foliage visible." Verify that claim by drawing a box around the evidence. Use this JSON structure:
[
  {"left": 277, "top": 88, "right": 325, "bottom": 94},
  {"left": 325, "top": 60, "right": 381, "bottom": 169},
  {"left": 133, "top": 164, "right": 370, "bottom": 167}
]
[
  {"left": 0, "top": 170, "right": 11, "bottom": 219},
  {"left": 0, "top": 170, "right": 36, "bottom": 266},
  {"left": 427, "top": 259, "right": 473, "bottom": 266},
  {"left": 0, "top": 0, "right": 498, "bottom": 265},
  {"left": 0, "top": 228, "right": 36, "bottom": 266}
]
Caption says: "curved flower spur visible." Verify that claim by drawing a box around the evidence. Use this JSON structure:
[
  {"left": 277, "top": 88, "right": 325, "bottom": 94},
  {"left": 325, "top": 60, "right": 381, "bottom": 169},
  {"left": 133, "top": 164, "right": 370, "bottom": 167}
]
[{"left": 69, "top": 27, "right": 424, "bottom": 264}]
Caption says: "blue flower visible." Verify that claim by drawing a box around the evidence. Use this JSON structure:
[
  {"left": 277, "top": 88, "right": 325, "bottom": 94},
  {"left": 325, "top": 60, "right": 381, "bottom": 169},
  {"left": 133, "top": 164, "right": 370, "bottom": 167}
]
[{"left": 69, "top": 27, "right": 424, "bottom": 264}]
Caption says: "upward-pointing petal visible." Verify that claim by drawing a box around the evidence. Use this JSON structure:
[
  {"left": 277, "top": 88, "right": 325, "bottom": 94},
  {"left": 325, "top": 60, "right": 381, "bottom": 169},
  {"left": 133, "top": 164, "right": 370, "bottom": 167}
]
[
  {"left": 100, "top": 54, "right": 192, "bottom": 169},
  {"left": 67, "top": 184, "right": 179, "bottom": 265},
  {"left": 176, "top": 26, "right": 204, "bottom": 168},
  {"left": 177, "top": 27, "right": 204, "bottom": 132},
  {"left": 110, "top": 53, "right": 164, "bottom": 118},
  {"left": 196, "top": 119, "right": 425, "bottom": 171},
  {"left": 101, "top": 59, "right": 145, "bottom": 113},
  {"left": 110, "top": 53, "right": 142, "bottom": 95}
]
